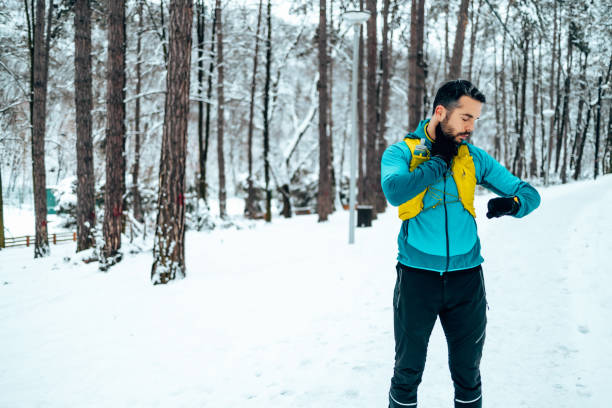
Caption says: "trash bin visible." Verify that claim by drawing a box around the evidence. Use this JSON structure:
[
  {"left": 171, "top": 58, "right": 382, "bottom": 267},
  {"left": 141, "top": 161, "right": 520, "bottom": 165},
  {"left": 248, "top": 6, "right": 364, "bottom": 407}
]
[{"left": 357, "top": 205, "right": 373, "bottom": 227}]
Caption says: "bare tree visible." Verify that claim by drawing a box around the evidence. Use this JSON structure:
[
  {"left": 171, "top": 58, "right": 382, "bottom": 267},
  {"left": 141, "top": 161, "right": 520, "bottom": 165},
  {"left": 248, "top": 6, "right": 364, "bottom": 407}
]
[
  {"left": 467, "top": 0, "right": 483, "bottom": 81},
  {"left": 448, "top": 0, "right": 471, "bottom": 80},
  {"left": 151, "top": 0, "right": 193, "bottom": 284},
  {"left": 101, "top": 0, "right": 127, "bottom": 270},
  {"left": 74, "top": 0, "right": 96, "bottom": 251},
  {"left": 215, "top": 0, "right": 227, "bottom": 218},
  {"left": 512, "top": 23, "right": 529, "bottom": 178},
  {"left": 245, "top": 0, "right": 263, "bottom": 218},
  {"left": 557, "top": 28, "right": 572, "bottom": 183},
  {"left": 317, "top": 0, "right": 332, "bottom": 221},
  {"left": 199, "top": 4, "right": 217, "bottom": 204},
  {"left": 31, "top": 0, "right": 51, "bottom": 258},
  {"left": 263, "top": 0, "right": 272, "bottom": 222}
]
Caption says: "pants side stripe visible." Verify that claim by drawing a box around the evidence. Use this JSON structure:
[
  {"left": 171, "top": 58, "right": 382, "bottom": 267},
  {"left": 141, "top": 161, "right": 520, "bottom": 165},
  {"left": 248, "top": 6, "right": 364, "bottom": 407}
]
[
  {"left": 389, "top": 392, "right": 417, "bottom": 406},
  {"left": 455, "top": 395, "right": 482, "bottom": 404}
]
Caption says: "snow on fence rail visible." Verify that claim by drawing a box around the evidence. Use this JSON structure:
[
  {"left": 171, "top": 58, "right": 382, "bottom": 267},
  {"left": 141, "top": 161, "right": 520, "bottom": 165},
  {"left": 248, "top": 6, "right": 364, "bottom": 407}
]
[{"left": 1, "top": 232, "right": 77, "bottom": 248}]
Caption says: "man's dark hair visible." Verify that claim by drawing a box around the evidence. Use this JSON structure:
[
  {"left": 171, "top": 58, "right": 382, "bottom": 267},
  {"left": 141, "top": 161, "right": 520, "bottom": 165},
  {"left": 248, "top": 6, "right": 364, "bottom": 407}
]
[{"left": 431, "top": 79, "right": 486, "bottom": 115}]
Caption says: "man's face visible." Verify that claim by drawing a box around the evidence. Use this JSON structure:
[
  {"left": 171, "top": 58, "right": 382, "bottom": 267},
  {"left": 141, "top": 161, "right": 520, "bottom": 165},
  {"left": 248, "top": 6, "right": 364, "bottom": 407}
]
[{"left": 437, "top": 96, "right": 482, "bottom": 144}]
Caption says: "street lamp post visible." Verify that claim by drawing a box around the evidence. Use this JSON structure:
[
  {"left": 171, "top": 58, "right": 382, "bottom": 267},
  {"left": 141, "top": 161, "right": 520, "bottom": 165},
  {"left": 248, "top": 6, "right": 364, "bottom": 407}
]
[{"left": 343, "top": 10, "right": 370, "bottom": 244}]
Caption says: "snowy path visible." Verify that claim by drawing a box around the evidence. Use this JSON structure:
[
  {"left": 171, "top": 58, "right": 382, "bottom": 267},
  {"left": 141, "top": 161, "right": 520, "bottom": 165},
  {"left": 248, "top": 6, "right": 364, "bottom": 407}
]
[{"left": 1, "top": 175, "right": 611, "bottom": 407}]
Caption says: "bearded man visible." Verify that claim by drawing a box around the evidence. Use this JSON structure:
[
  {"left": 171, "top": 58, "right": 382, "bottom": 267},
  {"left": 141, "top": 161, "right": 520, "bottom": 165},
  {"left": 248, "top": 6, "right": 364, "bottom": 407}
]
[{"left": 381, "top": 80, "right": 540, "bottom": 408}]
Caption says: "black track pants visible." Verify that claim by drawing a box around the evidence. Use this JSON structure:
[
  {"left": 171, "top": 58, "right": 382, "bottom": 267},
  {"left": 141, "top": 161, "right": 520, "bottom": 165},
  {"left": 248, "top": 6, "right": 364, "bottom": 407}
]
[{"left": 389, "top": 263, "right": 487, "bottom": 408}]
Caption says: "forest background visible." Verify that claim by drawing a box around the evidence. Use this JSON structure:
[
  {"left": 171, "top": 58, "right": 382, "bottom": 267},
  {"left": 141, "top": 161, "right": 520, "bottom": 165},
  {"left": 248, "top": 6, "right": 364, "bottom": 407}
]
[{"left": 0, "top": 0, "right": 610, "bottom": 281}]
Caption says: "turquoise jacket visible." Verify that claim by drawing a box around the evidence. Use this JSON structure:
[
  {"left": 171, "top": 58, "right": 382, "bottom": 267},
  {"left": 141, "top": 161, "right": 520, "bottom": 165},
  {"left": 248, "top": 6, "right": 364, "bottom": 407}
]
[{"left": 381, "top": 119, "right": 541, "bottom": 273}]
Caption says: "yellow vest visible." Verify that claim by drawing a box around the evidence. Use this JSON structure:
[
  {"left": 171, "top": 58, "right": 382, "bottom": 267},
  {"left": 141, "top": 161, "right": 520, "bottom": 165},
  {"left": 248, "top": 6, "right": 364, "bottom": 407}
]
[{"left": 398, "top": 138, "right": 477, "bottom": 220}]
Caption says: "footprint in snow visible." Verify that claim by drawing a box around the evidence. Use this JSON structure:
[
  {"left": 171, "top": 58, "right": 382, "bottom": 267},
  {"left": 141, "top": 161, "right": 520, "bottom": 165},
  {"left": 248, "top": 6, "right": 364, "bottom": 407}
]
[
  {"left": 577, "top": 325, "right": 589, "bottom": 334},
  {"left": 344, "top": 389, "right": 359, "bottom": 398}
]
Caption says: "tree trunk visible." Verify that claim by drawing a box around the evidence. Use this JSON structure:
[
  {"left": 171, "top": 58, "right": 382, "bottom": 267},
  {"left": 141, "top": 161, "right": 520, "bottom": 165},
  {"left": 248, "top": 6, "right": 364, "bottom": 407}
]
[
  {"left": 245, "top": 0, "right": 263, "bottom": 218},
  {"left": 594, "top": 75, "right": 603, "bottom": 179},
  {"left": 74, "top": 0, "right": 96, "bottom": 251},
  {"left": 376, "top": 0, "right": 391, "bottom": 214},
  {"left": 529, "top": 34, "right": 539, "bottom": 178},
  {"left": 574, "top": 103, "right": 591, "bottom": 180},
  {"left": 328, "top": 0, "right": 336, "bottom": 212},
  {"left": 102, "top": 0, "right": 126, "bottom": 269},
  {"left": 0, "top": 167, "right": 4, "bottom": 249},
  {"left": 131, "top": 0, "right": 144, "bottom": 224},
  {"left": 32, "top": 0, "right": 50, "bottom": 258},
  {"left": 493, "top": 44, "right": 501, "bottom": 161},
  {"left": 363, "top": 0, "right": 379, "bottom": 220},
  {"left": 604, "top": 54, "right": 612, "bottom": 174},
  {"left": 501, "top": 0, "right": 512, "bottom": 167},
  {"left": 263, "top": 0, "right": 272, "bottom": 222},
  {"left": 607, "top": 101, "right": 612, "bottom": 174},
  {"left": 544, "top": 2, "right": 558, "bottom": 184},
  {"left": 357, "top": 0, "right": 365, "bottom": 203},
  {"left": 444, "top": 3, "right": 449, "bottom": 79},
  {"left": 317, "top": 0, "right": 332, "bottom": 222},
  {"left": 448, "top": 0, "right": 470, "bottom": 80},
  {"left": 151, "top": 0, "right": 193, "bottom": 284},
  {"left": 570, "top": 52, "right": 587, "bottom": 171},
  {"left": 159, "top": 0, "right": 168, "bottom": 64},
  {"left": 557, "top": 32, "right": 572, "bottom": 183},
  {"left": 215, "top": 0, "right": 226, "bottom": 219},
  {"left": 467, "top": 0, "right": 482, "bottom": 81},
  {"left": 196, "top": 0, "right": 205, "bottom": 202},
  {"left": 512, "top": 28, "right": 528, "bottom": 178},
  {"left": 201, "top": 6, "right": 217, "bottom": 205},
  {"left": 408, "top": 0, "right": 425, "bottom": 131}
]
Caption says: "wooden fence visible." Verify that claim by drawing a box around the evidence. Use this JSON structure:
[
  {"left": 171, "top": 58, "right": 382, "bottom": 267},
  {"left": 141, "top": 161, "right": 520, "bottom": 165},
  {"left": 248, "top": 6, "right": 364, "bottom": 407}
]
[{"left": 1, "top": 232, "right": 76, "bottom": 248}]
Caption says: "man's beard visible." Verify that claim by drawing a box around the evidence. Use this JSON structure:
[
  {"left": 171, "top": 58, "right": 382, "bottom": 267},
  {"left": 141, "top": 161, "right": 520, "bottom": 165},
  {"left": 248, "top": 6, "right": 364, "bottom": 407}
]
[{"left": 438, "top": 117, "right": 471, "bottom": 144}]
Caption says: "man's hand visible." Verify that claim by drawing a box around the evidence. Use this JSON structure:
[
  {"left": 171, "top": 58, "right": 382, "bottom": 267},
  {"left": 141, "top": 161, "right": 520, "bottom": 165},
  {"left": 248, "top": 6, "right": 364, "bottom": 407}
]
[
  {"left": 430, "top": 126, "right": 459, "bottom": 167},
  {"left": 486, "top": 197, "right": 520, "bottom": 218}
]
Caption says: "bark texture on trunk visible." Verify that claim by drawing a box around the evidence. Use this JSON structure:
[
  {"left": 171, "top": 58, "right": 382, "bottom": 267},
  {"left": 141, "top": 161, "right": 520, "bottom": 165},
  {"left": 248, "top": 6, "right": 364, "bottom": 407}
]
[
  {"left": 317, "top": 0, "right": 332, "bottom": 222},
  {"left": 132, "top": 0, "right": 144, "bottom": 223},
  {"left": 151, "top": 0, "right": 193, "bottom": 284},
  {"left": 408, "top": 0, "right": 425, "bottom": 131},
  {"left": 32, "top": 0, "right": 49, "bottom": 258},
  {"left": 376, "top": 0, "right": 391, "bottom": 214},
  {"left": 448, "top": 0, "right": 470, "bottom": 80},
  {"left": 74, "top": 0, "right": 96, "bottom": 251},
  {"left": 357, "top": 0, "right": 365, "bottom": 203},
  {"left": 363, "top": 0, "right": 378, "bottom": 217},
  {"left": 102, "top": 0, "right": 126, "bottom": 269},
  {"left": 196, "top": 0, "right": 205, "bottom": 202},
  {"left": 215, "top": 0, "right": 226, "bottom": 219}
]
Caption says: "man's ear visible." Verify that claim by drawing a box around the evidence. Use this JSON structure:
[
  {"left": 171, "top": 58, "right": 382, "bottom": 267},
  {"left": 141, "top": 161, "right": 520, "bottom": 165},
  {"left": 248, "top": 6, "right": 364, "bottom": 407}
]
[{"left": 433, "top": 105, "right": 446, "bottom": 120}]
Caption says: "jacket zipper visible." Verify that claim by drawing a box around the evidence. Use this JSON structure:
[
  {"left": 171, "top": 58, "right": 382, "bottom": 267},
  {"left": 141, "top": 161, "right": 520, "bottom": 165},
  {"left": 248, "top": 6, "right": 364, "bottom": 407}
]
[{"left": 443, "top": 174, "right": 450, "bottom": 274}]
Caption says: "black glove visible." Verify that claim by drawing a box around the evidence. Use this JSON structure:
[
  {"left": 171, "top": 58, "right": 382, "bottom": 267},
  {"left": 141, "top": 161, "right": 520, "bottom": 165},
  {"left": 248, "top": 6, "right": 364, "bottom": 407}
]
[
  {"left": 430, "top": 125, "right": 459, "bottom": 167},
  {"left": 486, "top": 197, "right": 520, "bottom": 218}
]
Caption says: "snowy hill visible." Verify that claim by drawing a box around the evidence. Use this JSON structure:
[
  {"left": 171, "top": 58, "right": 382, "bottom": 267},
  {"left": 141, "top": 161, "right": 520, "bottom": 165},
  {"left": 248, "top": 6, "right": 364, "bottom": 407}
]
[{"left": 1, "top": 175, "right": 611, "bottom": 407}]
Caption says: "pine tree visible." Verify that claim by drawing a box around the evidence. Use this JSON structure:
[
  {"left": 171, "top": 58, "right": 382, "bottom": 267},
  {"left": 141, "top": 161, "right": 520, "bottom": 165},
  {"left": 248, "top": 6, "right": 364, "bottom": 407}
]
[
  {"left": 151, "top": 0, "right": 193, "bottom": 284},
  {"left": 74, "top": 0, "right": 96, "bottom": 251},
  {"left": 101, "top": 0, "right": 127, "bottom": 270}
]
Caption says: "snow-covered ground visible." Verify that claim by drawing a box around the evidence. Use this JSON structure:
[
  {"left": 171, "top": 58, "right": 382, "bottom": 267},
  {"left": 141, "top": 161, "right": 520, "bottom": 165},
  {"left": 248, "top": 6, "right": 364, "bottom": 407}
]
[{"left": 1, "top": 175, "right": 611, "bottom": 407}]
